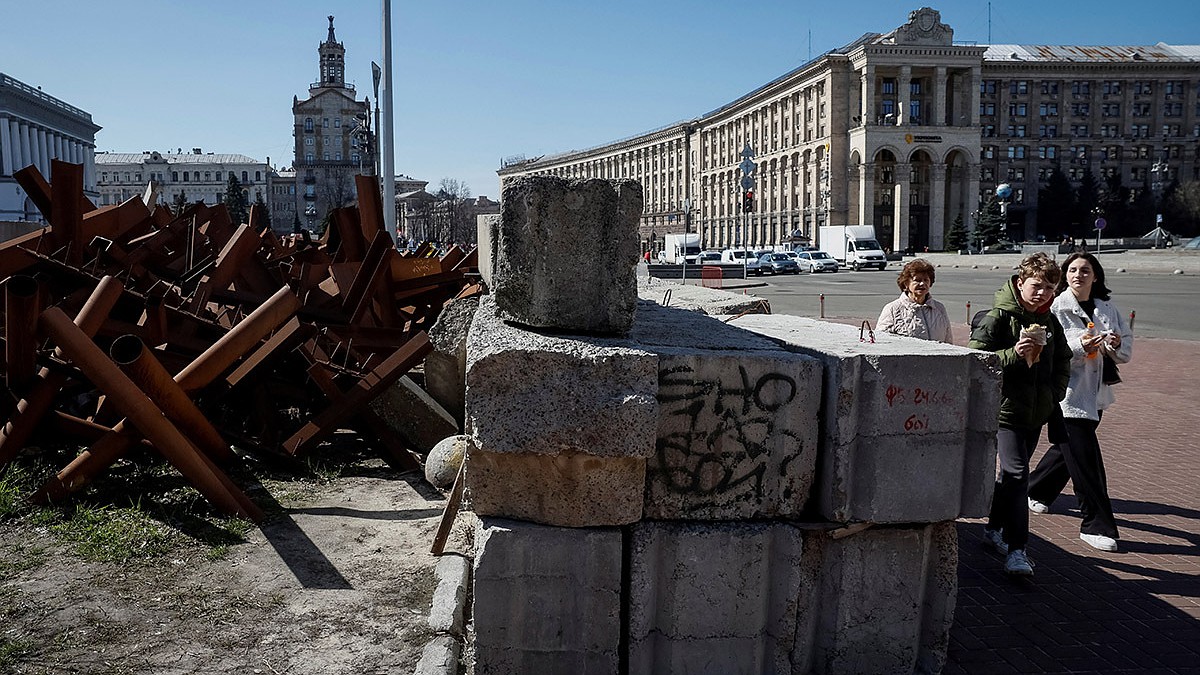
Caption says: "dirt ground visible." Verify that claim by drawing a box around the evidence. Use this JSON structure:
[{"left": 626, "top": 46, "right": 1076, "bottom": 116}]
[{"left": 0, "top": 442, "right": 453, "bottom": 675}]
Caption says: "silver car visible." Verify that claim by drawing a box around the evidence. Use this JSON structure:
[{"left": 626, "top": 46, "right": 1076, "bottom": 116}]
[{"left": 797, "top": 250, "right": 840, "bottom": 273}]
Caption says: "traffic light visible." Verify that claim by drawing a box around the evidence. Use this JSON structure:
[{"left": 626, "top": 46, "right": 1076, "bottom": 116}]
[{"left": 742, "top": 189, "right": 754, "bottom": 213}]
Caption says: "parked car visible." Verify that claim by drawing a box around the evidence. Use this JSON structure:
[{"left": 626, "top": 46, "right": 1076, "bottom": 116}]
[
  {"left": 983, "top": 240, "right": 1018, "bottom": 253},
  {"left": 697, "top": 250, "right": 723, "bottom": 264},
  {"left": 796, "top": 250, "right": 840, "bottom": 273},
  {"left": 757, "top": 252, "right": 800, "bottom": 275}
]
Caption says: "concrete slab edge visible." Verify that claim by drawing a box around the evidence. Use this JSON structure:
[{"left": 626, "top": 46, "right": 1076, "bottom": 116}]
[{"left": 414, "top": 553, "right": 471, "bottom": 675}]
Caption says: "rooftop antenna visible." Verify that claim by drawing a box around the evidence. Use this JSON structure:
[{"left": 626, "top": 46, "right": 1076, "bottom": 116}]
[
  {"left": 808, "top": 28, "right": 812, "bottom": 61},
  {"left": 988, "top": 1, "right": 992, "bottom": 44}
]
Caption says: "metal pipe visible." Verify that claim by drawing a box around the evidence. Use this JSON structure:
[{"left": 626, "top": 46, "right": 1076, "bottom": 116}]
[
  {"left": 110, "top": 335, "right": 232, "bottom": 464},
  {"left": 37, "top": 308, "right": 258, "bottom": 520},
  {"left": 0, "top": 275, "right": 124, "bottom": 466},
  {"left": 4, "top": 275, "right": 40, "bottom": 393},
  {"left": 174, "top": 285, "right": 301, "bottom": 392},
  {"left": 380, "top": 0, "right": 397, "bottom": 240}
]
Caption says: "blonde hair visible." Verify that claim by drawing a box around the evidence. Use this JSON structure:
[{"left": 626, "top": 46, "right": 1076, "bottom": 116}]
[{"left": 1017, "top": 252, "right": 1061, "bottom": 285}]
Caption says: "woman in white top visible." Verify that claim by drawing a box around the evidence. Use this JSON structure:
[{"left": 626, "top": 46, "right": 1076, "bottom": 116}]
[
  {"left": 876, "top": 259, "right": 953, "bottom": 343},
  {"left": 1027, "top": 252, "right": 1133, "bottom": 552}
]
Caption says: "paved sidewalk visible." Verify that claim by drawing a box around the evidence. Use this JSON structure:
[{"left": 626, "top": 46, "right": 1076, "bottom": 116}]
[{"left": 947, "top": 337, "right": 1200, "bottom": 674}]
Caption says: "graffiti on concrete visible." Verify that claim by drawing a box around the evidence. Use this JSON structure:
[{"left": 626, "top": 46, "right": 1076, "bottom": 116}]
[
  {"left": 649, "top": 362, "right": 807, "bottom": 512},
  {"left": 886, "top": 384, "right": 957, "bottom": 433}
]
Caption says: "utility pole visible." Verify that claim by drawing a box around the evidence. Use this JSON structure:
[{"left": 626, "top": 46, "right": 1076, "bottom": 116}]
[{"left": 380, "top": 0, "right": 397, "bottom": 241}]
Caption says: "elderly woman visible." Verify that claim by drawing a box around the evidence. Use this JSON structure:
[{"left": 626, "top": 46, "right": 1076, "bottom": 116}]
[{"left": 876, "top": 258, "right": 953, "bottom": 343}]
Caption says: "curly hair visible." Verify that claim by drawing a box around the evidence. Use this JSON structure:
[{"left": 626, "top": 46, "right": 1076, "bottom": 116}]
[
  {"left": 1056, "top": 251, "right": 1112, "bottom": 300},
  {"left": 1017, "top": 251, "right": 1062, "bottom": 286},
  {"left": 896, "top": 258, "right": 936, "bottom": 291}
]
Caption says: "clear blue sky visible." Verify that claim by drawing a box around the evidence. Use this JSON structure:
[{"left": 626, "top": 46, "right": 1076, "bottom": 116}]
[{"left": 4, "top": 1, "right": 1197, "bottom": 199}]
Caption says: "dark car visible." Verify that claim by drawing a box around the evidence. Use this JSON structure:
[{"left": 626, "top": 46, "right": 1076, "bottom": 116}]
[{"left": 758, "top": 252, "right": 800, "bottom": 275}]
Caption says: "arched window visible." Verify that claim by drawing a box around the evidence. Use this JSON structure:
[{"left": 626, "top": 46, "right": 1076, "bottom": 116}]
[
  {"left": 255, "top": 171, "right": 261, "bottom": 181},
  {"left": 241, "top": 171, "right": 248, "bottom": 182}
]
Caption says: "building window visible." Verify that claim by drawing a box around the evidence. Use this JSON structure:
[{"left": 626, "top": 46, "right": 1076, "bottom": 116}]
[
  {"left": 980, "top": 102, "right": 996, "bottom": 116},
  {"left": 323, "top": 152, "right": 330, "bottom": 161},
  {"left": 334, "top": 118, "right": 341, "bottom": 128},
  {"left": 101, "top": 172, "right": 108, "bottom": 182},
  {"left": 1039, "top": 125, "right": 1058, "bottom": 137},
  {"left": 1007, "top": 167, "right": 1025, "bottom": 181},
  {"left": 241, "top": 171, "right": 248, "bottom": 182},
  {"left": 1038, "top": 145, "right": 1058, "bottom": 160},
  {"left": 981, "top": 80, "right": 998, "bottom": 95},
  {"left": 910, "top": 80, "right": 922, "bottom": 95},
  {"left": 1007, "top": 124, "right": 1027, "bottom": 137},
  {"left": 1007, "top": 146, "right": 1027, "bottom": 159},
  {"left": 322, "top": 118, "right": 329, "bottom": 128},
  {"left": 910, "top": 100, "right": 922, "bottom": 124},
  {"left": 1165, "top": 80, "right": 1185, "bottom": 96},
  {"left": 1071, "top": 80, "right": 1091, "bottom": 96},
  {"left": 1070, "top": 124, "right": 1090, "bottom": 136},
  {"left": 304, "top": 117, "right": 314, "bottom": 132},
  {"left": 1010, "top": 80, "right": 1028, "bottom": 95},
  {"left": 351, "top": 153, "right": 360, "bottom": 164},
  {"left": 1101, "top": 103, "right": 1120, "bottom": 117},
  {"left": 305, "top": 137, "right": 314, "bottom": 146},
  {"left": 204, "top": 172, "right": 211, "bottom": 181},
  {"left": 982, "top": 146, "right": 995, "bottom": 159},
  {"left": 1163, "top": 124, "right": 1181, "bottom": 137},
  {"left": 881, "top": 78, "right": 896, "bottom": 94},
  {"left": 1131, "top": 124, "right": 1150, "bottom": 138},
  {"left": 1099, "top": 124, "right": 1119, "bottom": 137},
  {"left": 255, "top": 171, "right": 261, "bottom": 181},
  {"left": 982, "top": 124, "right": 996, "bottom": 137},
  {"left": 1041, "top": 81, "right": 1059, "bottom": 96},
  {"left": 1102, "top": 80, "right": 1122, "bottom": 96},
  {"left": 1133, "top": 81, "right": 1153, "bottom": 95},
  {"left": 172, "top": 172, "right": 178, "bottom": 181},
  {"left": 1071, "top": 103, "right": 1090, "bottom": 116},
  {"left": 1038, "top": 102, "right": 1058, "bottom": 116},
  {"left": 335, "top": 152, "right": 342, "bottom": 161},
  {"left": 216, "top": 171, "right": 222, "bottom": 180},
  {"left": 1009, "top": 103, "right": 1028, "bottom": 117},
  {"left": 981, "top": 167, "right": 995, "bottom": 181},
  {"left": 183, "top": 172, "right": 189, "bottom": 182},
  {"left": 1071, "top": 146, "right": 1087, "bottom": 160},
  {"left": 1164, "top": 102, "right": 1183, "bottom": 117}
]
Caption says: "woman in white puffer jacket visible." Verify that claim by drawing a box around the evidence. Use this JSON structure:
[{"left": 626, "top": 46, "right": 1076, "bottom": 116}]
[
  {"left": 876, "top": 258, "right": 953, "bottom": 343},
  {"left": 1027, "top": 251, "right": 1133, "bottom": 552}
]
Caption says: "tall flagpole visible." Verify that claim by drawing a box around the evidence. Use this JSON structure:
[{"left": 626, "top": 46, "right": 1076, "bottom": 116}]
[{"left": 380, "top": 0, "right": 397, "bottom": 242}]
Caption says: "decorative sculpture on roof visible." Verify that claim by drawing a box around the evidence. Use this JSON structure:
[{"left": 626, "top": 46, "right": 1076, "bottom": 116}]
[{"left": 894, "top": 7, "right": 953, "bottom": 46}]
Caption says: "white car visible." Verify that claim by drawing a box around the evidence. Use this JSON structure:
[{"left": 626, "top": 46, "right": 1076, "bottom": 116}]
[{"left": 796, "top": 250, "right": 840, "bottom": 273}]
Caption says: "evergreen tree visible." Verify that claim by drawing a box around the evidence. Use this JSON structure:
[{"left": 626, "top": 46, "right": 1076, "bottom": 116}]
[
  {"left": 1037, "top": 167, "right": 1075, "bottom": 237},
  {"left": 223, "top": 173, "right": 249, "bottom": 226},
  {"left": 292, "top": 214, "right": 302, "bottom": 234},
  {"left": 1074, "top": 171, "right": 1101, "bottom": 231},
  {"left": 1099, "top": 175, "right": 1131, "bottom": 236},
  {"left": 972, "top": 195, "right": 1005, "bottom": 249},
  {"left": 253, "top": 191, "right": 271, "bottom": 229},
  {"left": 945, "top": 213, "right": 969, "bottom": 251}
]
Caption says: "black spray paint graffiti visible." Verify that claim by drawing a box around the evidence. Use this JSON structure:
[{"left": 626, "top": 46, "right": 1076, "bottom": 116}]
[{"left": 651, "top": 362, "right": 805, "bottom": 508}]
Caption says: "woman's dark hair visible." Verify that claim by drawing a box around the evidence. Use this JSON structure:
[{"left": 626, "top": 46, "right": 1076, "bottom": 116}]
[
  {"left": 1057, "top": 251, "right": 1111, "bottom": 300},
  {"left": 897, "top": 258, "right": 936, "bottom": 292}
]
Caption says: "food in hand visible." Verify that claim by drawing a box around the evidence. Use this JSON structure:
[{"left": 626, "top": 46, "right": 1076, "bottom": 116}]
[{"left": 1020, "top": 323, "right": 1048, "bottom": 367}]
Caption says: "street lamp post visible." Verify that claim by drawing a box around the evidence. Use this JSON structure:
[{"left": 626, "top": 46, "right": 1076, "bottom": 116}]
[{"left": 1151, "top": 152, "right": 1169, "bottom": 239}]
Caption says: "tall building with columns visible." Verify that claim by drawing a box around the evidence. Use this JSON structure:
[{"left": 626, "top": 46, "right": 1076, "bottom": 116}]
[
  {"left": 0, "top": 72, "right": 100, "bottom": 222},
  {"left": 498, "top": 7, "right": 1200, "bottom": 253},
  {"left": 292, "top": 16, "right": 375, "bottom": 232}
]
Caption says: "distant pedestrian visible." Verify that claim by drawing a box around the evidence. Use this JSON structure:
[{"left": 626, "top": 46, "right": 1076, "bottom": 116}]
[
  {"left": 876, "top": 259, "right": 952, "bottom": 343},
  {"left": 644, "top": 250, "right": 651, "bottom": 264},
  {"left": 1027, "top": 252, "right": 1133, "bottom": 552},
  {"left": 969, "top": 252, "right": 1072, "bottom": 577}
]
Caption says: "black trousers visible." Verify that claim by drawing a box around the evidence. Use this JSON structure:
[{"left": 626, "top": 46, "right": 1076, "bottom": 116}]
[
  {"left": 1028, "top": 414, "right": 1119, "bottom": 539},
  {"left": 988, "top": 426, "right": 1041, "bottom": 552}
]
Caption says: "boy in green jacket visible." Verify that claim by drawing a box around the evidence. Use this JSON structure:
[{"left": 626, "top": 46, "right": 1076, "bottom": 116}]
[{"left": 969, "top": 252, "right": 1071, "bottom": 576}]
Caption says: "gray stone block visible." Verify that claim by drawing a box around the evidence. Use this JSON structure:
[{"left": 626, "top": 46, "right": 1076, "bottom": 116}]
[
  {"left": 425, "top": 295, "right": 480, "bottom": 425},
  {"left": 637, "top": 275, "right": 773, "bottom": 316},
  {"left": 627, "top": 521, "right": 806, "bottom": 675},
  {"left": 368, "top": 375, "right": 459, "bottom": 455},
  {"left": 799, "top": 522, "right": 957, "bottom": 675},
  {"left": 428, "top": 554, "right": 470, "bottom": 637},
  {"left": 726, "top": 315, "right": 1000, "bottom": 523},
  {"left": 645, "top": 346, "right": 821, "bottom": 520},
  {"left": 491, "top": 175, "right": 643, "bottom": 334},
  {"left": 466, "top": 296, "right": 657, "bottom": 459},
  {"left": 473, "top": 518, "right": 621, "bottom": 675},
  {"left": 414, "top": 635, "right": 461, "bottom": 675},
  {"left": 465, "top": 448, "right": 645, "bottom": 527}
]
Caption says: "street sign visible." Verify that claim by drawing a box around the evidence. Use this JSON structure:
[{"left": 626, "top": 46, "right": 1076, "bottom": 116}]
[
  {"left": 1095, "top": 217, "right": 1107, "bottom": 230},
  {"left": 739, "top": 158, "right": 757, "bottom": 176},
  {"left": 740, "top": 175, "right": 755, "bottom": 189}
]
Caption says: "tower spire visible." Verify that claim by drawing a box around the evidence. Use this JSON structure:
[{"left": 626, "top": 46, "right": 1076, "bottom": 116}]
[
  {"left": 316, "top": 16, "right": 346, "bottom": 90},
  {"left": 327, "top": 15, "right": 336, "bottom": 43}
]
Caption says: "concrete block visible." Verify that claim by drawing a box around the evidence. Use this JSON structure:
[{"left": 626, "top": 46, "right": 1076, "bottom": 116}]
[
  {"left": 466, "top": 296, "right": 657, "bottom": 459},
  {"left": 637, "top": 275, "right": 773, "bottom": 316},
  {"left": 491, "top": 175, "right": 643, "bottom": 334},
  {"left": 428, "top": 554, "right": 470, "bottom": 637},
  {"left": 476, "top": 213, "right": 499, "bottom": 288},
  {"left": 645, "top": 346, "right": 821, "bottom": 520},
  {"left": 368, "top": 375, "right": 459, "bottom": 454},
  {"left": 473, "top": 518, "right": 621, "bottom": 675},
  {"left": 414, "top": 635, "right": 461, "bottom": 675},
  {"left": 726, "top": 315, "right": 1000, "bottom": 523},
  {"left": 465, "top": 448, "right": 645, "bottom": 527},
  {"left": 425, "top": 295, "right": 480, "bottom": 425},
  {"left": 627, "top": 521, "right": 806, "bottom": 675},
  {"left": 798, "top": 522, "right": 958, "bottom": 675}
]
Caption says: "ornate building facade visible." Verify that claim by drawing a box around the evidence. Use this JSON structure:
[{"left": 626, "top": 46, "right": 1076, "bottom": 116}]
[
  {"left": 95, "top": 149, "right": 269, "bottom": 212},
  {"left": 498, "top": 8, "right": 1200, "bottom": 253},
  {"left": 292, "top": 16, "right": 376, "bottom": 232},
  {"left": 0, "top": 72, "right": 100, "bottom": 222}
]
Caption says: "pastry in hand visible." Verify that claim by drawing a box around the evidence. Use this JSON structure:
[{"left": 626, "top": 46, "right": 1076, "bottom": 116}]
[{"left": 1019, "top": 323, "right": 1047, "bottom": 367}]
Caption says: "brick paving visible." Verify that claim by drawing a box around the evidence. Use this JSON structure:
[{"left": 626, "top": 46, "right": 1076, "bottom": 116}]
[{"left": 947, "top": 337, "right": 1200, "bottom": 674}]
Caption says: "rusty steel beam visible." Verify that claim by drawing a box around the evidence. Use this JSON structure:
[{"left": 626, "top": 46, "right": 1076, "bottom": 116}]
[
  {"left": 4, "top": 275, "right": 41, "bottom": 393},
  {"left": 343, "top": 231, "right": 395, "bottom": 325},
  {"left": 37, "top": 308, "right": 260, "bottom": 520},
  {"left": 224, "top": 316, "right": 314, "bottom": 390},
  {"left": 282, "top": 331, "right": 431, "bottom": 455},
  {"left": 12, "top": 165, "right": 52, "bottom": 223},
  {"left": 355, "top": 174, "right": 385, "bottom": 239},
  {"left": 110, "top": 335, "right": 233, "bottom": 464},
  {"left": 50, "top": 160, "right": 85, "bottom": 265},
  {"left": 0, "top": 276, "right": 124, "bottom": 467},
  {"left": 330, "top": 207, "right": 366, "bottom": 263}
]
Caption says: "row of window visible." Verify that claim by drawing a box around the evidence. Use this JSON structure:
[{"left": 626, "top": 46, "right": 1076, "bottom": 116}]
[
  {"left": 302, "top": 116, "right": 361, "bottom": 132},
  {"left": 302, "top": 152, "right": 360, "bottom": 163},
  {"left": 983, "top": 122, "right": 1197, "bottom": 138},
  {"left": 982, "top": 143, "right": 1186, "bottom": 162},
  {"left": 982, "top": 79, "right": 1192, "bottom": 98},
  {"left": 99, "top": 169, "right": 263, "bottom": 184},
  {"left": 983, "top": 101, "right": 1191, "bottom": 118}
]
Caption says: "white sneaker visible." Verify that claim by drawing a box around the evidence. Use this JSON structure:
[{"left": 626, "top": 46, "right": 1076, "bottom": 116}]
[
  {"left": 983, "top": 527, "right": 1008, "bottom": 555},
  {"left": 1028, "top": 498, "right": 1049, "bottom": 514},
  {"left": 1004, "top": 549, "right": 1034, "bottom": 576},
  {"left": 1080, "top": 533, "right": 1119, "bottom": 552}
]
